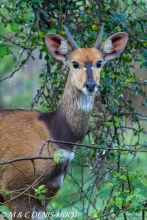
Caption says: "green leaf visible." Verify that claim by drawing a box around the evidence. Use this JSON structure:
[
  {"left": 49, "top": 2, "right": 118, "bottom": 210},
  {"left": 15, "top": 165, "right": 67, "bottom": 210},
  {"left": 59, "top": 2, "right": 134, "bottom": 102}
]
[
  {"left": 126, "top": 195, "right": 134, "bottom": 202},
  {"left": 134, "top": 188, "right": 141, "bottom": 194},
  {"left": 0, "top": 46, "right": 10, "bottom": 57},
  {"left": 47, "top": 28, "right": 56, "bottom": 34},
  {"left": 53, "top": 154, "right": 60, "bottom": 164},
  {"left": 115, "top": 197, "right": 122, "bottom": 209},
  {"left": 0, "top": 205, "right": 12, "bottom": 220},
  {"left": 20, "top": 2, "right": 27, "bottom": 8},
  {"left": 136, "top": 193, "right": 146, "bottom": 200},
  {"left": 38, "top": 195, "right": 45, "bottom": 201},
  {"left": 31, "top": 55, "right": 35, "bottom": 60},
  {"left": 19, "top": 33, "right": 27, "bottom": 39},
  {"left": 40, "top": 189, "right": 47, "bottom": 194},
  {"left": 39, "top": 31, "right": 45, "bottom": 38},
  {"left": 104, "top": 121, "right": 113, "bottom": 126},
  {"left": 53, "top": 152, "right": 61, "bottom": 164},
  {"left": 4, "top": 190, "right": 11, "bottom": 196},
  {"left": 21, "top": 59, "right": 27, "bottom": 65},
  {"left": 120, "top": 175, "right": 126, "bottom": 181},
  {"left": 114, "top": 99, "right": 119, "bottom": 105},
  {"left": 99, "top": 187, "right": 112, "bottom": 197},
  {"left": 10, "top": 22, "right": 19, "bottom": 32},
  {"left": 114, "top": 116, "right": 119, "bottom": 124},
  {"left": 134, "top": 130, "right": 138, "bottom": 136},
  {"left": 90, "top": 150, "right": 96, "bottom": 159},
  {"left": 132, "top": 198, "right": 140, "bottom": 208},
  {"left": 38, "top": 185, "right": 45, "bottom": 190},
  {"left": 127, "top": 0, "right": 132, "bottom": 5},
  {"left": 83, "top": 15, "right": 88, "bottom": 21}
]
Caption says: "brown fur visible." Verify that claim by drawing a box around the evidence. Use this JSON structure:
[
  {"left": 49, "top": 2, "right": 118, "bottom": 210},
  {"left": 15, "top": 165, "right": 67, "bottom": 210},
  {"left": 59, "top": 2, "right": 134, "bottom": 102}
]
[
  {"left": 0, "top": 110, "right": 59, "bottom": 217},
  {"left": 70, "top": 48, "right": 102, "bottom": 63},
  {"left": 62, "top": 73, "right": 93, "bottom": 136}
]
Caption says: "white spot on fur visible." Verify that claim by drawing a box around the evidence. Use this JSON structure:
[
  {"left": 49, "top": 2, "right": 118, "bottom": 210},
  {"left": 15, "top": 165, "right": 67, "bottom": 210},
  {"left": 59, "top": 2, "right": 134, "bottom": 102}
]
[
  {"left": 61, "top": 149, "right": 75, "bottom": 162},
  {"left": 77, "top": 91, "right": 94, "bottom": 112},
  {"left": 52, "top": 173, "right": 65, "bottom": 188},
  {"left": 55, "top": 147, "right": 76, "bottom": 166},
  {"left": 57, "top": 174, "right": 64, "bottom": 187}
]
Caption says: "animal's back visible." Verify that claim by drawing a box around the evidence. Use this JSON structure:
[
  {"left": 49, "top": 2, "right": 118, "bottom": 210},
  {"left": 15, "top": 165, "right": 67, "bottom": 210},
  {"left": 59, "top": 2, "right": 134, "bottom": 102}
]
[{"left": 0, "top": 109, "right": 57, "bottom": 194}]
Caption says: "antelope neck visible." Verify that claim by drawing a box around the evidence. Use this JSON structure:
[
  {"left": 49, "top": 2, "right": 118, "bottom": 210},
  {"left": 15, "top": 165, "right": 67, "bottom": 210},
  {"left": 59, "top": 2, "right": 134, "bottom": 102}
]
[{"left": 39, "top": 74, "right": 94, "bottom": 149}]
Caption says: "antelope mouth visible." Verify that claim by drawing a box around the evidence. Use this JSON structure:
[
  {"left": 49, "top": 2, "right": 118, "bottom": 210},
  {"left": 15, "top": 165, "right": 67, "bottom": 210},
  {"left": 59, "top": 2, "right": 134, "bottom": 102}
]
[{"left": 83, "top": 86, "right": 98, "bottom": 96}]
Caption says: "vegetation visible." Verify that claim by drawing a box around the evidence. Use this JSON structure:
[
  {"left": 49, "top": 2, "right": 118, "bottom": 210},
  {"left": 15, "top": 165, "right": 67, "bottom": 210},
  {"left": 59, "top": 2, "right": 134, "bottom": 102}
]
[{"left": 0, "top": 0, "right": 147, "bottom": 219}]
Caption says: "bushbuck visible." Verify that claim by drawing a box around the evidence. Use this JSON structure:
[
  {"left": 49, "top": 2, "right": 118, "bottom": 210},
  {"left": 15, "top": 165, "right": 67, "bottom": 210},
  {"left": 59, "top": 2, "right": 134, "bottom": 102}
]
[{"left": 0, "top": 26, "right": 128, "bottom": 219}]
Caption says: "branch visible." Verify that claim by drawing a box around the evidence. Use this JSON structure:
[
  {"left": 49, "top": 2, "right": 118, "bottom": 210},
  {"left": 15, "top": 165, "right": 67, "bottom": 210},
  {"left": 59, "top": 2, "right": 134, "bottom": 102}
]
[
  {"left": 39, "top": 139, "right": 147, "bottom": 154},
  {"left": 0, "top": 156, "right": 53, "bottom": 166},
  {"left": 0, "top": 47, "right": 34, "bottom": 83},
  {"left": 0, "top": 34, "right": 33, "bottom": 50}
]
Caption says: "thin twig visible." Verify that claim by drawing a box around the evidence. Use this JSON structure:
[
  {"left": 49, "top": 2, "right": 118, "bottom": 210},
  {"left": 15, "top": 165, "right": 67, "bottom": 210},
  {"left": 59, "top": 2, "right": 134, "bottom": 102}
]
[{"left": 0, "top": 156, "right": 53, "bottom": 165}]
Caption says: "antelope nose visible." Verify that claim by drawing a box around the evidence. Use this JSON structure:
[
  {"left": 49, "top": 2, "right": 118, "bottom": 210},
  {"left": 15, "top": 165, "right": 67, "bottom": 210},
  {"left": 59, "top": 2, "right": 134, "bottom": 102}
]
[{"left": 85, "top": 81, "right": 96, "bottom": 92}]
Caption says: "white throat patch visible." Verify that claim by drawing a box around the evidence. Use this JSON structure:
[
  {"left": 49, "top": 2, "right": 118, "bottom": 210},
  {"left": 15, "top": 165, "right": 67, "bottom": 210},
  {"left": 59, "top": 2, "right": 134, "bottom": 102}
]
[
  {"left": 61, "top": 149, "right": 75, "bottom": 162},
  {"left": 77, "top": 93, "right": 94, "bottom": 112}
]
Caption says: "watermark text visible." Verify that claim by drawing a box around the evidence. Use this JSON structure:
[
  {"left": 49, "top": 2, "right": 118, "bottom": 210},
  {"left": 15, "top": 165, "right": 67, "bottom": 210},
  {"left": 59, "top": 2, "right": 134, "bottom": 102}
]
[{"left": 0, "top": 211, "right": 79, "bottom": 219}]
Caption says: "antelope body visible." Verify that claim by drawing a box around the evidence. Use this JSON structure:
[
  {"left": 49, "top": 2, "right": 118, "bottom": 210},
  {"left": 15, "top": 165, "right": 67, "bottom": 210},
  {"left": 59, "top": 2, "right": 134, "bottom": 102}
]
[{"left": 0, "top": 26, "right": 128, "bottom": 219}]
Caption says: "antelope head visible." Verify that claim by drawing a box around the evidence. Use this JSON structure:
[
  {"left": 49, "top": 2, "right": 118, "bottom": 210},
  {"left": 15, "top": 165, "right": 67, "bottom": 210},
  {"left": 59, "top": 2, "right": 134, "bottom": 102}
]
[{"left": 45, "top": 26, "right": 128, "bottom": 96}]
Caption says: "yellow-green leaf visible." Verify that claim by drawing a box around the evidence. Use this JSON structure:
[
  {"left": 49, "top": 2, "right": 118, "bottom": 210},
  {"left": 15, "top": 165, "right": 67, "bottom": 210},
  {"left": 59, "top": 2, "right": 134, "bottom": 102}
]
[
  {"left": 116, "top": 197, "right": 122, "bottom": 209},
  {"left": 39, "top": 31, "right": 45, "bottom": 38}
]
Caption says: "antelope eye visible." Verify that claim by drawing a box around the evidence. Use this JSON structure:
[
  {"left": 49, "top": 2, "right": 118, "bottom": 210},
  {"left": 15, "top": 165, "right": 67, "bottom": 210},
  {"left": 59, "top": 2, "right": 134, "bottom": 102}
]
[
  {"left": 72, "top": 61, "right": 79, "bottom": 69},
  {"left": 96, "top": 61, "right": 102, "bottom": 68}
]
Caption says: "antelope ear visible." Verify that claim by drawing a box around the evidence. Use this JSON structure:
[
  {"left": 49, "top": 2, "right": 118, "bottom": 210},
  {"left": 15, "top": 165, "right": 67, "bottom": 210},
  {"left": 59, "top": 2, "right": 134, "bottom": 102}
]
[
  {"left": 45, "top": 34, "right": 70, "bottom": 61},
  {"left": 102, "top": 32, "right": 128, "bottom": 61}
]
